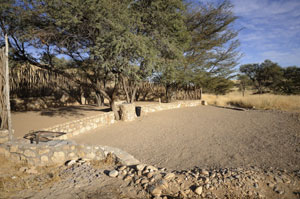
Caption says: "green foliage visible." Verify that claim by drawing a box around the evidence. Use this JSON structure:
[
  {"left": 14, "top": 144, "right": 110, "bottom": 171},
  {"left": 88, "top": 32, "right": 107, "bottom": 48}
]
[
  {"left": 281, "top": 66, "right": 300, "bottom": 94},
  {"left": 240, "top": 60, "right": 300, "bottom": 94},
  {"left": 237, "top": 74, "right": 251, "bottom": 96},
  {"left": 203, "top": 76, "right": 234, "bottom": 95},
  {"left": 1, "top": 0, "right": 241, "bottom": 104},
  {"left": 153, "top": 0, "right": 240, "bottom": 98},
  {"left": 185, "top": 0, "right": 240, "bottom": 77}
]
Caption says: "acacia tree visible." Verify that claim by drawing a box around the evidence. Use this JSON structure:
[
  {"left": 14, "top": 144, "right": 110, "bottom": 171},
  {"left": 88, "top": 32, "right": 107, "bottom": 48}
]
[
  {"left": 240, "top": 60, "right": 283, "bottom": 94},
  {"left": 281, "top": 66, "right": 300, "bottom": 94},
  {"left": 125, "top": 0, "right": 190, "bottom": 103},
  {"left": 184, "top": 0, "right": 240, "bottom": 94},
  {"left": 154, "top": 0, "right": 240, "bottom": 99},
  {"left": 240, "top": 60, "right": 300, "bottom": 94},
  {"left": 1, "top": 0, "right": 189, "bottom": 118}
]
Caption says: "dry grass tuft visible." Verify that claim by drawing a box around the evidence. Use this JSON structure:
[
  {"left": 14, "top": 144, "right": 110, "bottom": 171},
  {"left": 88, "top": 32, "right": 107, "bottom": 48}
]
[
  {"left": 90, "top": 152, "right": 119, "bottom": 169},
  {"left": 202, "top": 91, "right": 300, "bottom": 113},
  {"left": 0, "top": 155, "right": 61, "bottom": 198}
]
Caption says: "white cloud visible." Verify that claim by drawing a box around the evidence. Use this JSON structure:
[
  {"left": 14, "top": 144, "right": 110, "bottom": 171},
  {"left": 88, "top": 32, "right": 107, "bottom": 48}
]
[
  {"left": 231, "top": 0, "right": 300, "bottom": 66},
  {"left": 232, "top": 0, "right": 300, "bottom": 17},
  {"left": 261, "top": 49, "right": 300, "bottom": 66}
]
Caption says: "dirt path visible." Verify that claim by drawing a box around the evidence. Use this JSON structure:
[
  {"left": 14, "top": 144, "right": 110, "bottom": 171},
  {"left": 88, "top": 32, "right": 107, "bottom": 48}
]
[
  {"left": 11, "top": 105, "right": 109, "bottom": 138},
  {"left": 73, "top": 106, "right": 300, "bottom": 171}
]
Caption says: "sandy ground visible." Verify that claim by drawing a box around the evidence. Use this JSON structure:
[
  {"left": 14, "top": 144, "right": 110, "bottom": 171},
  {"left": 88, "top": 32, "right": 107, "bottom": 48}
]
[
  {"left": 73, "top": 106, "right": 300, "bottom": 171},
  {"left": 11, "top": 105, "right": 109, "bottom": 138}
]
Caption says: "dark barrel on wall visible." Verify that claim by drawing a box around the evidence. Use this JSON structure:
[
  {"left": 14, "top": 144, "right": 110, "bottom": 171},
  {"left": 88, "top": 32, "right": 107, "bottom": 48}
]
[{"left": 135, "top": 106, "right": 141, "bottom": 117}]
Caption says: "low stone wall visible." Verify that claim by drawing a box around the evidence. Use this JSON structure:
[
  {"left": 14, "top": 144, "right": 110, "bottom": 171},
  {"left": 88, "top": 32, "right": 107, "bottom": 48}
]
[
  {"left": 0, "top": 140, "right": 105, "bottom": 166},
  {"left": 139, "top": 100, "right": 202, "bottom": 116},
  {"left": 42, "top": 100, "right": 203, "bottom": 139},
  {"left": 0, "top": 129, "right": 9, "bottom": 144},
  {"left": 0, "top": 139, "right": 139, "bottom": 166},
  {"left": 43, "top": 112, "right": 115, "bottom": 139}
]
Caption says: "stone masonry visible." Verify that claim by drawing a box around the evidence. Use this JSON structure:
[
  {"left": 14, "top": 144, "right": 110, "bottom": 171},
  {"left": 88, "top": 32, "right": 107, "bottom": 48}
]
[{"left": 0, "top": 129, "right": 9, "bottom": 144}]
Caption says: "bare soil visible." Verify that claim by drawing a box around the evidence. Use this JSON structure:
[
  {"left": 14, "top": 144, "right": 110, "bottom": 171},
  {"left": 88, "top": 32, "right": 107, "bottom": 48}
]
[
  {"left": 11, "top": 105, "right": 109, "bottom": 138},
  {"left": 73, "top": 106, "right": 300, "bottom": 171},
  {"left": 3, "top": 104, "right": 300, "bottom": 198}
]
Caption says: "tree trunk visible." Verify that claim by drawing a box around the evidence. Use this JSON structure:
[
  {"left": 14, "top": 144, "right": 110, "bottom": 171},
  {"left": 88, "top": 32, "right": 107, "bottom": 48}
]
[
  {"left": 121, "top": 76, "right": 130, "bottom": 103},
  {"left": 4, "top": 34, "right": 12, "bottom": 140},
  {"left": 165, "top": 84, "right": 172, "bottom": 103},
  {"left": 135, "top": 91, "right": 140, "bottom": 101},
  {"left": 200, "top": 87, "right": 202, "bottom": 100},
  {"left": 130, "top": 85, "right": 138, "bottom": 103},
  {"left": 95, "top": 92, "right": 104, "bottom": 107},
  {"left": 165, "top": 85, "right": 169, "bottom": 103}
]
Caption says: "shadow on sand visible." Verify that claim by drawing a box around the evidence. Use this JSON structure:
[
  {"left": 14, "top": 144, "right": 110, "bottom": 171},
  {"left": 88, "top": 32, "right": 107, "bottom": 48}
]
[{"left": 39, "top": 105, "right": 112, "bottom": 117}]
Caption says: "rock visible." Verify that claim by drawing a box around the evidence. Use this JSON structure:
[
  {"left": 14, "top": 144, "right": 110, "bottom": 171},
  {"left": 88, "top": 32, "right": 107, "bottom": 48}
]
[
  {"left": 267, "top": 182, "right": 275, "bottom": 188},
  {"left": 158, "top": 179, "right": 169, "bottom": 189},
  {"left": 147, "top": 172, "right": 154, "bottom": 179},
  {"left": 164, "top": 173, "right": 175, "bottom": 180},
  {"left": 65, "top": 159, "right": 77, "bottom": 166},
  {"left": 109, "top": 170, "right": 119, "bottom": 177},
  {"left": 121, "top": 170, "right": 127, "bottom": 176},
  {"left": 149, "top": 186, "right": 162, "bottom": 197},
  {"left": 24, "top": 150, "right": 36, "bottom": 157},
  {"left": 51, "top": 151, "right": 65, "bottom": 163},
  {"left": 200, "top": 169, "right": 209, "bottom": 176},
  {"left": 141, "top": 178, "right": 149, "bottom": 184},
  {"left": 135, "top": 178, "right": 142, "bottom": 184},
  {"left": 274, "top": 187, "right": 284, "bottom": 195},
  {"left": 26, "top": 167, "right": 38, "bottom": 174},
  {"left": 203, "top": 177, "right": 210, "bottom": 183},
  {"left": 123, "top": 175, "right": 132, "bottom": 181},
  {"left": 136, "top": 164, "right": 146, "bottom": 171},
  {"left": 146, "top": 165, "right": 158, "bottom": 172},
  {"left": 274, "top": 176, "right": 283, "bottom": 183},
  {"left": 179, "top": 191, "right": 187, "bottom": 198},
  {"left": 19, "top": 167, "right": 28, "bottom": 172},
  {"left": 142, "top": 183, "right": 148, "bottom": 189},
  {"left": 41, "top": 155, "right": 49, "bottom": 164},
  {"left": 205, "top": 184, "right": 210, "bottom": 189},
  {"left": 194, "top": 186, "right": 203, "bottom": 195},
  {"left": 118, "top": 165, "right": 127, "bottom": 171}
]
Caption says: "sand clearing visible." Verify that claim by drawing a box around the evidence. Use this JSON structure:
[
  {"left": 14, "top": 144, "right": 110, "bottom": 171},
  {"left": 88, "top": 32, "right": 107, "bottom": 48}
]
[
  {"left": 73, "top": 106, "right": 300, "bottom": 171},
  {"left": 11, "top": 105, "right": 109, "bottom": 138}
]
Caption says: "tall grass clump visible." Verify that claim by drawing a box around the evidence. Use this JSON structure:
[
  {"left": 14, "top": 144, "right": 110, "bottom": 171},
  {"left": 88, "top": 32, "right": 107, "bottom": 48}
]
[{"left": 202, "top": 92, "right": 300, "bottom": 113}]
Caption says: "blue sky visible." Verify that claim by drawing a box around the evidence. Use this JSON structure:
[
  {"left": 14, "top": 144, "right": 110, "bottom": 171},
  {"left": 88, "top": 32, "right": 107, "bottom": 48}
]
[{"left": 231, "top": 0, "right": 300, "bottom": 67}]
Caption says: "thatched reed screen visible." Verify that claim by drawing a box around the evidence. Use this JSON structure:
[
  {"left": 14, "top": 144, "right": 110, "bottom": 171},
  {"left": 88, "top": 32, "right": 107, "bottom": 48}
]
[
  {"left": 0, "top": 47, "right": 8, "bottom": 129},
  {"left": 9, "top": 64, "right": 80, "bottom": 99}
]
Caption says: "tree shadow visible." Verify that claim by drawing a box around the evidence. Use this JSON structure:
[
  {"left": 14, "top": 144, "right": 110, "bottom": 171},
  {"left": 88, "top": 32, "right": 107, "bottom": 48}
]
[{"left": 39, "top": 105, "right": 112, "bottom": 117}]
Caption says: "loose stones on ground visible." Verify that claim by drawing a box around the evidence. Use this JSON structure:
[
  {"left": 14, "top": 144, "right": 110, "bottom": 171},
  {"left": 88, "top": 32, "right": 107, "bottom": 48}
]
[{"left": 107, "top": 164, "right": 299, "bottom": 199}]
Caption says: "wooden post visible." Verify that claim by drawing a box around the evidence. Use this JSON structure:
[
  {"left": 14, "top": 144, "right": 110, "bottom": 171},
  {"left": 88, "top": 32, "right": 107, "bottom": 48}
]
[
  {"left": 4, "top": 34, "right": 12, "bottom": 141},
  {"left": 200, "top": 87, "right": 202, "bottom": 100}
]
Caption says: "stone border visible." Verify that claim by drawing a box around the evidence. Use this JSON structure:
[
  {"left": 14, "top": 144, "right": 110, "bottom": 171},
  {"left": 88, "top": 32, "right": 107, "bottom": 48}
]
[
  {"left": 43, "top": 112, "right": 115, "bottom": 139},
  {"left": 0, "top": 139, "right": 139, "bottom": 166},
  {"left": 0, "top": 129, "right": 9, "bottom": 143},
  {"left": 42, "top": 100, "right": 203, "bottom": 140},
  {"left": 140, "top": 100, "right": 202, "bottom": 115}
]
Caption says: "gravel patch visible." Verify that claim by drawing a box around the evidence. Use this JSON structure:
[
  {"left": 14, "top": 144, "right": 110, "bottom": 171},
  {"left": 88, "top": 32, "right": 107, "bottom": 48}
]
[{"left": 73, "top": 106, "right": 300, "bottom": 171}]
